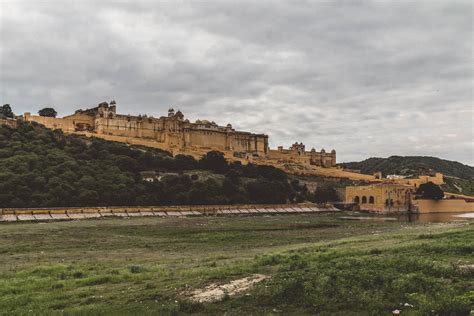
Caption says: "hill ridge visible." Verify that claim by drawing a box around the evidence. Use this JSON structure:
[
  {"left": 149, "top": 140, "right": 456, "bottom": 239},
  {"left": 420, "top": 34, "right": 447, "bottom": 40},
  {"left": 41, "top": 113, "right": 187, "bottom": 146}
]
[{"left": 341, "top": 155, "right": 474, "bottom": 179}]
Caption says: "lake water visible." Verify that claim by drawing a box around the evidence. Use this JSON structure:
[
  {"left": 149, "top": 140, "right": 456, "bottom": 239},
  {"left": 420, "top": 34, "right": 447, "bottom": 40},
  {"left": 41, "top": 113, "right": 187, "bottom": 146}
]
[
  {"left": 340, "top": 212, "right": 474, "bottom": 223},
  {"left": 400, "top": 212, "right": 474, "bottom": 223}
]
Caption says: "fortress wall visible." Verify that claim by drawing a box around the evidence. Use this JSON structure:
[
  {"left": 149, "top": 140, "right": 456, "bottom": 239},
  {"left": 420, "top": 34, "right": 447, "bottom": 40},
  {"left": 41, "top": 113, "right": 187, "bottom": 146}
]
[
  {"left": 79, "top": 132, "right": 171, "bottom": 152},
  {"left": 232, "top": 139, "right": 247, "bottom": 152},
  {"left": 413, "top": 199, "right": 474, "bottom": 213},
  {"left": 103, "top": 117, "right": 140, "bottom": 131},
  {"left": 140, "top": 119, "right": 164, "bottom": 134},
  {"left": 24, "top": 114, "right": 76, "bottom": 132},
  {"left": 255, "top": 136, "right": 267, "bottom": 155},
  {"left": 189, "top": 130, "right": 228, "bottom": 151},
  {"left": 0, "top": 118, "right": 17, "bottom": 128},
  {"left": 63, "top": 113, "right": 95, "bottom": 126},
  {"left": 393, "top": 173, "right": 444, "bottom": 187},
  {"left": 140, "top": 129, "right": 159, "bottom": 139},
  {"left": 268, "top": 149, "right": 298, "bottom": 159},
  {"left": 267, "top": 149, "right": 312, "bottom": 165},
  {"left": 102, "top": 127, "right": 140, "bottom": 138}
]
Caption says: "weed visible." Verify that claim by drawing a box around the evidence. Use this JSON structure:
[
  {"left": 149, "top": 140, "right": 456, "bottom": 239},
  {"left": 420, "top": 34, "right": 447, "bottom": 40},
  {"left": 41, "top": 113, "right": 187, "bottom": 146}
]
[{"left": 129, "top": 265, "right": 143, "bottom": 274}]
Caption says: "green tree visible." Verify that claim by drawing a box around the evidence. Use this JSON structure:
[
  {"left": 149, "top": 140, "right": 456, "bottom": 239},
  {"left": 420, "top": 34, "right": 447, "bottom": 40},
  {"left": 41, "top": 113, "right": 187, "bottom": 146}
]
[
  {"left": 0, "top": 121, "right": 300, "bottom": 207},
  {"left": 416, "top": 182, "right": 444, "bottom": 200},
  {"left": 0, "top": 104, "right": 14, "bottom": 118},
  {"left": 38, "top": 107, "right": 58, "bottom": 117},
  {"left": 313, "top": 186, "right": 339, "bottom": 204},
  {"left": 199, "top": 151, "right": 229, "bottom": 173}
]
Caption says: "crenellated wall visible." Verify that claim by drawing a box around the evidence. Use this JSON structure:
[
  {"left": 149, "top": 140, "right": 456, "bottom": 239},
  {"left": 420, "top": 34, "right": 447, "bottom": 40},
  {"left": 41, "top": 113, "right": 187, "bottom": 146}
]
[
  {"left": 24, "top": 102, "right": 271, "bottom": 159},
  {"left": 267, "top": 142, "right": 336, "bottom": 167},
  {"left": 23, "top": 101, "right": 333, "bottom": 167}
]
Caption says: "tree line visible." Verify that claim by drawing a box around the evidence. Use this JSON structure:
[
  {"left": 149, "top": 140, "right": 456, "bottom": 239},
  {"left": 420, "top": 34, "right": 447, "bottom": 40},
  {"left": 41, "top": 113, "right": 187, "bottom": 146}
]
[{"left": 0, "top": 121, "right": 339, "bottom": 208}]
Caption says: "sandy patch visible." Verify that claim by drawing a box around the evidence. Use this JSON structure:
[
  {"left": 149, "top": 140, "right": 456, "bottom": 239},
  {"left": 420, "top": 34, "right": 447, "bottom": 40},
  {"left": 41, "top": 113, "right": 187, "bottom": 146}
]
[{"left": 189, "top": 274, "right": 269, "bottom": 303}]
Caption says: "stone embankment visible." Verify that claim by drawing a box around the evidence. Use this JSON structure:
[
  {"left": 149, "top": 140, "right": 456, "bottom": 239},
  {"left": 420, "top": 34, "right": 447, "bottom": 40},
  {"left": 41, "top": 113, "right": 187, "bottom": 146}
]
[{"left": 0, "top": 204, "right": 338, "bottom": 222}]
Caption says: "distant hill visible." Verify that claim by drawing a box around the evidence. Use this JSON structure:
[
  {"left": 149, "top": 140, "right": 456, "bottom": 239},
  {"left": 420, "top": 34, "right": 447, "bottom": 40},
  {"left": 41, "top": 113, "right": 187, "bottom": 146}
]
[{"left": 340, "top": 156, "right": 474, "bottom": 179}]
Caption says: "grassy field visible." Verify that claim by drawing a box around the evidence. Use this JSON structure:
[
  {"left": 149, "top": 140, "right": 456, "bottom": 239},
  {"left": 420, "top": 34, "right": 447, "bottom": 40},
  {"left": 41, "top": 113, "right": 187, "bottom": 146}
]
[{"left": 0, "top": 213, "right": 472, "bottom": 315}]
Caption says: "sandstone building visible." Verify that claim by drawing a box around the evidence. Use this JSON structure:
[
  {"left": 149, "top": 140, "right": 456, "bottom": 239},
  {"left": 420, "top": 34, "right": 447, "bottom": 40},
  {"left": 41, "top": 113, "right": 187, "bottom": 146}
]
[
  {"left": 345, "top": 183, "right": 414, "bottom": 212},
  {"left": 343, "top": 173, "right": 465, "bottom": 213},
  {"left": 23, "top": 101, "right": 336, "bottom": 167}
]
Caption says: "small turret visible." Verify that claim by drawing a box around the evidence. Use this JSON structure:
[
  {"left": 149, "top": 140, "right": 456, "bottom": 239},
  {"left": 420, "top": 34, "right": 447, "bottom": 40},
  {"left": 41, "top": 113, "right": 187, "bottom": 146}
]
[
  {"left": 175, "top": 110, "right": 184, "bottom": 120},
  {"left": 168, "top": 108, "right": 175, "bottom": 117}
]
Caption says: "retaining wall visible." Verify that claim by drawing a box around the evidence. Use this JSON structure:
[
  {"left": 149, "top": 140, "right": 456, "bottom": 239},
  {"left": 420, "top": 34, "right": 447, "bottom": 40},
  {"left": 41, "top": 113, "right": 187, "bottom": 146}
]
[{"left": 0, "top": 203, "right": 339, "bottom": 222}]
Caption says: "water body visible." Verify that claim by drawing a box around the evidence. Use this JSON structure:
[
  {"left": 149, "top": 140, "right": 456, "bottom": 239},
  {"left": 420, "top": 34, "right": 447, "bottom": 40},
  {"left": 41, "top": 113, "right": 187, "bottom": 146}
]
[
  {"left": 340, "top": 212, "right": 474, "bottom": 223},
  {"left": 400, "top": 212, "right": 474, "bottom": 223}
]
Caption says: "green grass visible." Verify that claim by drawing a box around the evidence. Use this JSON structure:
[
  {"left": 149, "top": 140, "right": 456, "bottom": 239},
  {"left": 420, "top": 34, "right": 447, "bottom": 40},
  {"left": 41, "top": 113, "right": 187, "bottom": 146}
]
[{"left": 0, "top": 214, "right": 472, "bottom": 315}]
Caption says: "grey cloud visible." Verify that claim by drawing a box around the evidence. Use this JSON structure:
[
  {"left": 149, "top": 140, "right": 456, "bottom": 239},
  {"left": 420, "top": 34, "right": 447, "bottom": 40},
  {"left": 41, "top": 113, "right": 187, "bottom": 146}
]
[{"left": 0, "top": 0, "right": 472, "bottom": 164}]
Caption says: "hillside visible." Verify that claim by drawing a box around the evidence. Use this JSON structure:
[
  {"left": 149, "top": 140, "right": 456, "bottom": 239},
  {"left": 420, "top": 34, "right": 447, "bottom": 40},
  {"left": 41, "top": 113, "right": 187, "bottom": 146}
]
[
  {"left": 0, "top": 122, "right": 314, "bottom": 208},
  {"left": 341, "top": 156, "right": 474, "bottom": 179}
]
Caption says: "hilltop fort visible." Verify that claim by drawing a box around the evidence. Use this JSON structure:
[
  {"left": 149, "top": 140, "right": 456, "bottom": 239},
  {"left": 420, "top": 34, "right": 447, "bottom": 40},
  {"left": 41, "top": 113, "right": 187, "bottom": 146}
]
[{"left": 23, "top": 101, "right": 336, "bottom": 168}]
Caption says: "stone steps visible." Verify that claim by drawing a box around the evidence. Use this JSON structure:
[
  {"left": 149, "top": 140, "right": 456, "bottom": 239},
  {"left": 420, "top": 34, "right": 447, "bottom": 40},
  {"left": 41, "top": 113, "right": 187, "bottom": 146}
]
[{"left": 0, "top": 205, "right": 338, "bottom": 223}]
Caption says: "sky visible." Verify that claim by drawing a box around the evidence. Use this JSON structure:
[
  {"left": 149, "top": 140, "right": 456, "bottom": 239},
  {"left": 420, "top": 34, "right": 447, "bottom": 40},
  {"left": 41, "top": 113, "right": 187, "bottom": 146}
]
[{"left": 0, "top": 0, "right": 472, "bottom": 165}]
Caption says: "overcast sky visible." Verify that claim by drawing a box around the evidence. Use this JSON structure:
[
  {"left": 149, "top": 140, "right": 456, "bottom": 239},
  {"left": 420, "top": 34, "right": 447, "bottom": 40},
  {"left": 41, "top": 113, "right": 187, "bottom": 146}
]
[{"left": 1, "top": 1, "right": 472, "bottom": 164}]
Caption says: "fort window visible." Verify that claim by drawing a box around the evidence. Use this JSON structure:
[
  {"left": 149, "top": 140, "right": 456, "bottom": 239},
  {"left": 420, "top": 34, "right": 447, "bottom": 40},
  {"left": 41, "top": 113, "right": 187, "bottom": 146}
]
[
  {"left": 361, "top": 196, "right": 367, "bottom": 204},
  {"left": 354, "top": 196, "right": 360, "bottom": 204},
  {"left": 369, "top": 196, "right": 375, "bottom": 204}
]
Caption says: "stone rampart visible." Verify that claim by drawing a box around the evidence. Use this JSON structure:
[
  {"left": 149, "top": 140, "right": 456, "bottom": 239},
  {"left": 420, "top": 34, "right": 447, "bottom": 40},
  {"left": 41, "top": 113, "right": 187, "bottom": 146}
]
[{"left": 0, "top": 118, "right": 17, "bottom": 128}]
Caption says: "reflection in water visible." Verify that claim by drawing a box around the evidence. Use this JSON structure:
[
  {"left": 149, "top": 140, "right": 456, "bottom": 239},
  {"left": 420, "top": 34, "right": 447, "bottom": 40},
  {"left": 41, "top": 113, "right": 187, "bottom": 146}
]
[
  {"left": 455, "top": 213, "right": 474, "bottom": 218},
  {"left": 399, "top": 212, "right": 474, "bottom": 223}
]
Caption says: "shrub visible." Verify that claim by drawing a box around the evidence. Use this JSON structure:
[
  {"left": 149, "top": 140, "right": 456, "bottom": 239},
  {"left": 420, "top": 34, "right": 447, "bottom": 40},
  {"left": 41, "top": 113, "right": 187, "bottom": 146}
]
[{"left": 129, "top": 265, "right": 143, "bottom": 274}]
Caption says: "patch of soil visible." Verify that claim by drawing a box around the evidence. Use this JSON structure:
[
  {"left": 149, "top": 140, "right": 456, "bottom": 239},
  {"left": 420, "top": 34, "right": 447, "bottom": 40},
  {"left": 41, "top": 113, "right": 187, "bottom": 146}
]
[{"left": 188, "top": 274, "right": 269, "bottom": 303}]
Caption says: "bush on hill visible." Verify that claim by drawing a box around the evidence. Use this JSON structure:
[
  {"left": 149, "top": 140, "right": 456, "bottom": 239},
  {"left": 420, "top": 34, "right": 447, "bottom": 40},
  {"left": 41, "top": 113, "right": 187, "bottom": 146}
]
[{"left": 0, "top": 104, "right": 14, "bottom": 119}]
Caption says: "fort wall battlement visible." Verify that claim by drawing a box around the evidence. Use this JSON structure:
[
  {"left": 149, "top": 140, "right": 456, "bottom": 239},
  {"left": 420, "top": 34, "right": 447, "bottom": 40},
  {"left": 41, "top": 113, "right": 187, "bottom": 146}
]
[{"left": 23, "top": 101, "right": 337, "bottom": 168}]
